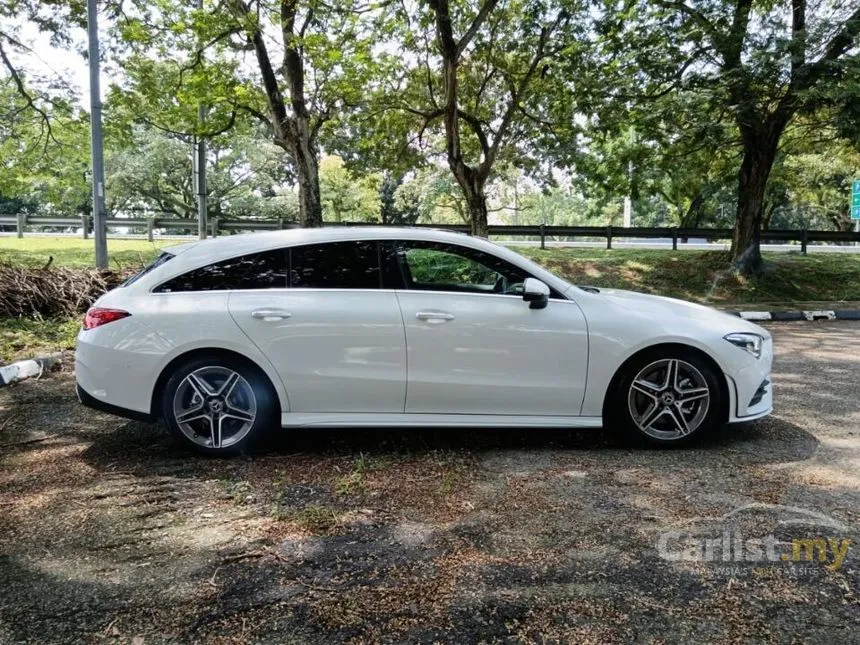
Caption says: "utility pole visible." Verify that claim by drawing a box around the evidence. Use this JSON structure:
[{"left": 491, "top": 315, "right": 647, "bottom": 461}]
[
  {"left": 622, "top": 125, "right": 634, "bottom": 228},
  {"left": 193, "top": 0, "right": 208, "bottom": 240},
  {"left": 86, "top": 0, "right": 108, "bottom": 269}
]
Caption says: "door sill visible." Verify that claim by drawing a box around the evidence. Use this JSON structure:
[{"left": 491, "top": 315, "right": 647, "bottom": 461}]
[{"left": 280, "top": 412, "right": 603, "bottom": 429}]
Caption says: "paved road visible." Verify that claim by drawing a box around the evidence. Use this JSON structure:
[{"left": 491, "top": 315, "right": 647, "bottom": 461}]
[{"left": 0, "top": 322, "right": 858, "bottom": 643}]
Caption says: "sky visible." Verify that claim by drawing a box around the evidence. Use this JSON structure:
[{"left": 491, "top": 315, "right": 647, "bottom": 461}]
[{"left": 14, "top": 20, "right": 93, "bottom": 104}]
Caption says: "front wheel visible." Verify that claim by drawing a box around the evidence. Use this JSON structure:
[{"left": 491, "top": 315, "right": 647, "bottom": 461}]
[
  {"left": 161, "top": 356, "right": 277, "bottom": 456},
  {"left": 609, "top": 350, "right": 724, "bottom": 446}
]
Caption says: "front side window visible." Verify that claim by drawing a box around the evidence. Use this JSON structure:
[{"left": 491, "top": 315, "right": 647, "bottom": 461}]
[
  {"left": 395, "top": 241, "right": 527, "bottom": 295},
  {"left": 289, "top": 241, "right": 380, "bottom": 289},
  {"left": 154, "top": 249, "right": 287, "bottom": 292}
]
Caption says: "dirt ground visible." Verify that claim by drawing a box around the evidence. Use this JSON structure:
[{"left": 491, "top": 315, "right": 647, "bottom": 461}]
[{"left": 1, "top": 322, "right": 859, "bottom": 644}]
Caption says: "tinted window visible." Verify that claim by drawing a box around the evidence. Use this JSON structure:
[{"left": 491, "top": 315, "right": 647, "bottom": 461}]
[
  {"left": 396, "top": 241, "right": 527, "bottom": 295},
  {"left": 290, "top": 241, "right": 380, "bottom": 289},
  {"left": 122, "top": 252, "right": 174, "bottom": 287},
  {"left": 154, "top": 249, "right": 287, "bottom": 292}
]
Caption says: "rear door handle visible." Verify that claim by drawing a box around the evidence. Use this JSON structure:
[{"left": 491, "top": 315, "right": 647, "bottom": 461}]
[
  {"left": 251, "top": 308, "right": 292, "bottom": 321},
  {"left": 416, "top": 311, "right": 455, "bottom": 322}
]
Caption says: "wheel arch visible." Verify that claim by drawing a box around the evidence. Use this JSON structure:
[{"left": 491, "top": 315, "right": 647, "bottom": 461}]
[
  {"left": 602, "top": 342, "right": 730, "bottom": 424},
  {"left": 149, "top": 348, "right": 283, "bottom": 419}
]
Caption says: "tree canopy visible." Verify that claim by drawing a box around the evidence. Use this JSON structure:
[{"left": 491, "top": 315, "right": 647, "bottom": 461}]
[{"left": 1, "top": 0, "right": 858, "bottom": 273}]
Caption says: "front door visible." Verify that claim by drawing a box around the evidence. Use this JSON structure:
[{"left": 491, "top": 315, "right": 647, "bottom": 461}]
[{"left": 389, "top": 240, "right": 589, "bottom": 416}]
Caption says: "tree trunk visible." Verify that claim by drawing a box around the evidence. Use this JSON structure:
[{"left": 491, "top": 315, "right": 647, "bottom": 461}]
[
  {"left": 290, "top": 118, "right": 323, "bottom": 228},
  {"left": 730, "top": 129, "right": 781, "bottom": 275},
  {"left": 468, "top": 192, "right": 489, "bottom": 237},
  {"left": 450, "top": 164, "right": 488, "bottom": 237}
]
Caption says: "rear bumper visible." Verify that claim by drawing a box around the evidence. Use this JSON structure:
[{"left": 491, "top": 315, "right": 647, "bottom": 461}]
[{"left": 76, "top": 382, "right": 155, "bottom": 423}]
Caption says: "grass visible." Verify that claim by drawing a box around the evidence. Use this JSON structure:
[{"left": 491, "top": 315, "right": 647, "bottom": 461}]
[
  {"left": 0, "top": 236, "right": 168, "bottom": 269},
  {"left": 0, "top": 317, "right": 80, "bottom": 363},
  {"left": 517, "top": 247, "right": 860, "bottom": 305}
]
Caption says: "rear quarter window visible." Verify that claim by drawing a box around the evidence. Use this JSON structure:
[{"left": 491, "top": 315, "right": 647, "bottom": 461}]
[{"left": 154, "top": 249, "right": 287, "bottom": 292}]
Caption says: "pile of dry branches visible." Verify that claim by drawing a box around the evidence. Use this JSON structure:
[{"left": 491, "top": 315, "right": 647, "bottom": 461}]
[{"left": 0, "top": 263, "right": 130, "bottom": 317}]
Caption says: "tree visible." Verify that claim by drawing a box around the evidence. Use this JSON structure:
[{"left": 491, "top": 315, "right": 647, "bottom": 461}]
[
  {"left": 107, "top": 125, "right": 298, "bottom": 222},
  {"left": 113, "top": 0, "right": 378, "bottom": 228},
  {"left": 609, "top": 0, "right": 860, "bottom": 273},
  {"left": 379, "top": 173, "right": 421, "bottom": 225},
  {"left": 318, "top": 155, "right": 380, "bottom": 222},
  {"left": 373, "top": 0, "right": 577, "bottom": 236}
]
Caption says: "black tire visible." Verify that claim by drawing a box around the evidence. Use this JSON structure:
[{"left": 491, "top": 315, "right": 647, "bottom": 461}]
[
  {"left": 606, "top": 348, "right": 724, "bottom": 446},
  {"left": 161, "top": 354, "right": 278, "bottom": 456}
]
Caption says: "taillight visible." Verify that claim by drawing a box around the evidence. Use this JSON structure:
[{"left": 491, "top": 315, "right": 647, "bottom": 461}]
[{"left": 83, "top": 308, "right": 131, "bottom": 330}]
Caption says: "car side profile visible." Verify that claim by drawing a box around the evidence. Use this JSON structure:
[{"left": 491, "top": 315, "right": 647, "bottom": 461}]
[{"left": 76, "top": 227, "right": 773, "bottom": 455}]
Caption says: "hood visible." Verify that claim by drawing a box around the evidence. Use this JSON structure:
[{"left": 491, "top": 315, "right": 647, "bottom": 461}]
[{"left": 576, "top": 287, "right": 771, "bottom": 338}]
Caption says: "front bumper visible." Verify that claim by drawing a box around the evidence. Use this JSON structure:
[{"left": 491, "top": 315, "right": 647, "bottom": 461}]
[{"left": 726, "top": 337, "right": 774, "bottom": 422}]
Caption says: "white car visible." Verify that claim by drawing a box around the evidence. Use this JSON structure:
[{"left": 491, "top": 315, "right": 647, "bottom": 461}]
[{"left": 76, "top": 227, "right": 773, "bottom": 455}]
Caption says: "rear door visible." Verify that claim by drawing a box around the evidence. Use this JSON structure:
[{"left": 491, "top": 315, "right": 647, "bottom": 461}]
[{"left": 225, "top": 241, "right": 406, "bottom": 413}]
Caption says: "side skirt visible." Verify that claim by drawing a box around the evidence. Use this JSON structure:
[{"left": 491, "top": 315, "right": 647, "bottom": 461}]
[{"left": 280, "top": 413, "right": 603, "bottom": 429}]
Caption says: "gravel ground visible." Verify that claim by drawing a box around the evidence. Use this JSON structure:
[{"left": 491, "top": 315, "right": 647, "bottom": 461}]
[{"left": 1, "top": 322, "right": 859, "bottom": 644}]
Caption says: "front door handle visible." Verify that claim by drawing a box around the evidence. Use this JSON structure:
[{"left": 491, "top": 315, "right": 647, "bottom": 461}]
[
  {"left": 416, "top": 311, "right": 455, "bottom": 322},
  {"left": 251, "top": 309, "right": 292, "bottom": 321}
]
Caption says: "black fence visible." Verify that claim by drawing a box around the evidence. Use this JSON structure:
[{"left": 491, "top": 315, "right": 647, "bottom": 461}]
[{"left": 1, "top": 214, "right": 858, "bottom": 253}]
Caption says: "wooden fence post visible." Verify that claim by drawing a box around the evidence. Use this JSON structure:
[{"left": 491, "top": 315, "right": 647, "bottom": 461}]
[
  {"left": 606, "top": 225, "right": 613, "bottom": 250},
  {"left": 82, "top": 213, "right": 89, "bottom": 239},
  {"left": 16, "top": 212, "right": 24, "bottom": 238},
  {"left": 146, "top": 218, "right": 154, "bottom": 242},
  {"left": 540, "top": 223, "right": 546, "bottom": 250}
]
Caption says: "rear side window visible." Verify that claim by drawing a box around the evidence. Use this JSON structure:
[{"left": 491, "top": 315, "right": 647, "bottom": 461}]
[
  {"left": 290, "top": 241, "right": 380, "bottom": 289},
  {"left": 154, "top": 249, "right": 287, "bottom": 292},
  {"left": 122, "top": 252, "right": 174, "bottom": 287}
]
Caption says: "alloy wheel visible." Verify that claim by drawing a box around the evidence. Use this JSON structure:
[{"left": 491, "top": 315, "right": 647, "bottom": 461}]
[
  {"left": 627, "top": 358, "right": 710, "bottom": 440},
  {"left": 172, "top": 366, "right": 257, "bottom": 450}
]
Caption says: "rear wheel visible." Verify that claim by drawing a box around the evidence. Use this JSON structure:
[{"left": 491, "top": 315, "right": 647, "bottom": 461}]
[
  {"left": 161, "top": 356, "right": 277, "bottom": 456},
  {"left": 609, "top": 350, "right": 724, "bottom": 445}
]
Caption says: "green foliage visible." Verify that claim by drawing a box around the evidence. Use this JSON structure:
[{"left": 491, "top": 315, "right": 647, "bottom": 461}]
[
  {"left": 319, "top": 156, "right": 380, "bottom": 222},
  {"left": 107, "top": 125, "right": 298, "bottom": 221}
]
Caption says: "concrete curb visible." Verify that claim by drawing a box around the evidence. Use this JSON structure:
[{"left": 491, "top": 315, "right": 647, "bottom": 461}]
[{"left": 726, "top": 309, "right": 860, "bottom": 322}]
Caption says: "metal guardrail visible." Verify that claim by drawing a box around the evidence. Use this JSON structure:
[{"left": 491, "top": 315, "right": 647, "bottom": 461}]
[{"left": 1, "top": 214, "right": 858, "bottom": 253}]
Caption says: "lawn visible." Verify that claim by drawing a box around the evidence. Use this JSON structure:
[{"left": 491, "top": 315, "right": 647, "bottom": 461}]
[
  {"left": 0, "top": 236, "right": 170, "bottom": 268},
  {"left": 517, "top": 247, "right": 860, "bottom": 305}
]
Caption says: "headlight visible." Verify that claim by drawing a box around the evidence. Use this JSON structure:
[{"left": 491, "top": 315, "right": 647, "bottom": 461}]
[{"left": 724, "top": 332, "right": 763, "bottom": 359}]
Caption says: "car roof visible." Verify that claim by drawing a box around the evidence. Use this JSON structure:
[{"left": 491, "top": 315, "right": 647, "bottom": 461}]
[{"left": 163, "top": 227, "right": 471, "bottom": 262}]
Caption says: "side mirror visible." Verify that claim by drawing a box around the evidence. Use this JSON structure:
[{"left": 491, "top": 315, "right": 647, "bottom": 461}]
[{"left": 522, "top": 277, "right": 550, "bottom": 309}]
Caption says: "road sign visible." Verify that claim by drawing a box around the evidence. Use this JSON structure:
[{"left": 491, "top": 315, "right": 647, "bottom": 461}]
[{"left": 853, "top": 179, "right": 860, "bottom": 220}]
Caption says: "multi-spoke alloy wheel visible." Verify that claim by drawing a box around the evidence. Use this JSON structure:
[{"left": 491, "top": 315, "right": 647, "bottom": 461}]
[
  {"left": 173, "top": 366, "right": 257, "bottom": 449},
  {"left": 162, "top": 356, "right": 276, "bottom": 455},
  {"left": 627, "top": 359, "right": 710, "bottom": 440}
]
